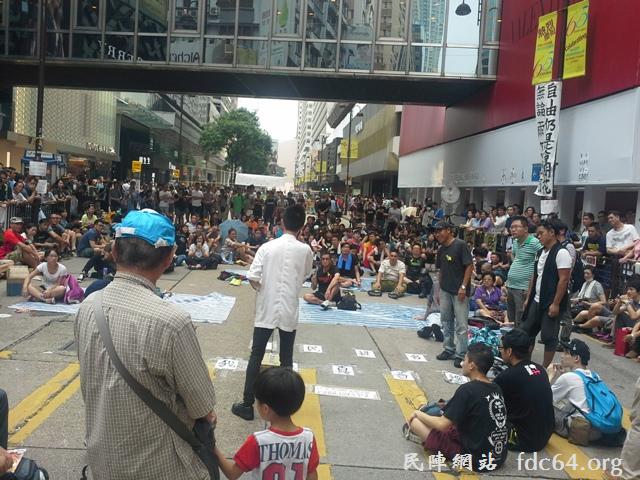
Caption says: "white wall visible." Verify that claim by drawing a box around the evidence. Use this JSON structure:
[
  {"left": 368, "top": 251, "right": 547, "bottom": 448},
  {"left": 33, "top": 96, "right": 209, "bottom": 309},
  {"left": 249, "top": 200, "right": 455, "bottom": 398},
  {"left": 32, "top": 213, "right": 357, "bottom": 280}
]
[{"left": 398, "top": 88, "right": 640, "bottom": 189}]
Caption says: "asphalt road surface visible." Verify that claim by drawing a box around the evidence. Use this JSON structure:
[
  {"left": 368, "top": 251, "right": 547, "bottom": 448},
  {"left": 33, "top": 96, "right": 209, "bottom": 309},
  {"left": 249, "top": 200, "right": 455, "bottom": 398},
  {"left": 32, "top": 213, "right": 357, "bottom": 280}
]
[{"left": 1, "top": 257, "right": 636, "bottom": 479}]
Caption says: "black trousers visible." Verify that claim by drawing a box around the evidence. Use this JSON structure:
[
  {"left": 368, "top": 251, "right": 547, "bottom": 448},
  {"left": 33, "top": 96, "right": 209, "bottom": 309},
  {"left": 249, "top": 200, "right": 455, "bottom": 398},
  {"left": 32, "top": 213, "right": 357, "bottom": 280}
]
[
  {"left": 0, "top": 388, "right": 8, "bottom": 449},
  {"left": 242, "top": 327, "right": 296, "bottom": 406}
]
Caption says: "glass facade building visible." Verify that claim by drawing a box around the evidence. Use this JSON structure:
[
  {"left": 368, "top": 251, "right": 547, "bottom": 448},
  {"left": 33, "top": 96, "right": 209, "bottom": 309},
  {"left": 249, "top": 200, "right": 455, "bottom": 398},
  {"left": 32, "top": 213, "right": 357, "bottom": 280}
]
[{"left": 0, "top": 0, "right": 500, "bottom": 77}]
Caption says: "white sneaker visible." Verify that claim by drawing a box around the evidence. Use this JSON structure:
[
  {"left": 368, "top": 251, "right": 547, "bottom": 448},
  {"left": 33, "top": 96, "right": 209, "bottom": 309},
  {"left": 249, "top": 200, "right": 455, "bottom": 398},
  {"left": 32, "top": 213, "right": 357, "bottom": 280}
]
[{"left": 321, "top": 300, "right": 330, "bottom": 310}]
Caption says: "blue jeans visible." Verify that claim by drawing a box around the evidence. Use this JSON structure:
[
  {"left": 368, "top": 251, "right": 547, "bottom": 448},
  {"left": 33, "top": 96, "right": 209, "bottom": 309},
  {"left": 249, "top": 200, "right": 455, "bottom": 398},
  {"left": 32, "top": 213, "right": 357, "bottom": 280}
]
[
  {"left": 439, "top": 290, "right": 469, "bottom": 360},
  {"left": 175, "top": 254, "right": 187, "bottom": 266}
]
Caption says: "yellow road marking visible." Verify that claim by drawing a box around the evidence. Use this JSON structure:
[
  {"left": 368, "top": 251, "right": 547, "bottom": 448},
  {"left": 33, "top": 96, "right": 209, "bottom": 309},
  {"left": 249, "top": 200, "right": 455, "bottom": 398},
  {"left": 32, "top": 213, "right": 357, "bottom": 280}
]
[
  {"left": 545, "top": 434, "right": 602, "bottom": 479},
  {"left": 383, "top": 374, "right": 479, "bottom": 480},
  {"left": 8, "top": 363, "right": 79, "bottom": 434},
  {"left": 207, "top": 364, "right": 216, "bottom": 380},
  {"left": 9, "top": 376, "right": 80, "bottom": 445},
  {"left": 623, "top": 408, "right": 631, "bottom": 430},
  {"left": 383, "top": 374, "right": 428, "bottom": 420},
  {"left": 0, "top": 350, "right": 13, "bottom": 359},
  {"left": 316, "top": 464, "right": 332, "bottom": 480},
  {"left": 293, "top": 369, "right": 327, "bottom": 456},
  {"left": 292, "top": 369, "right": 331, "bottom": 479}
]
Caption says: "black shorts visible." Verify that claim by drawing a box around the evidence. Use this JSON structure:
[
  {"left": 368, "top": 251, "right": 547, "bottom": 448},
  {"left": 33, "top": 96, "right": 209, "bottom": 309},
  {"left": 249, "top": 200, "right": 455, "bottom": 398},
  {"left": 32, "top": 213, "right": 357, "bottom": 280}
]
[{"left": 521, "top": 301, "right": 562, "bottom": 352}]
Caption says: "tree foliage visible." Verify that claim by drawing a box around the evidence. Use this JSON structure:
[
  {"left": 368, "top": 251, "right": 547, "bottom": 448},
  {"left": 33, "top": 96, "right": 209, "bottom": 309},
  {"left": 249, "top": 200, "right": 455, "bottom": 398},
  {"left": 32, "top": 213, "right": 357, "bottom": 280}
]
[{"left": 200, "top": 108, "right": 273, "bottom": 175}]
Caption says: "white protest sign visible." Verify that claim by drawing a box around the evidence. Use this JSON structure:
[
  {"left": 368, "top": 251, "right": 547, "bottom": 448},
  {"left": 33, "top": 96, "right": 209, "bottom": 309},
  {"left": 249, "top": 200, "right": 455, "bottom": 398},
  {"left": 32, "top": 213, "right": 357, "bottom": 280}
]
[
  {"left": 354, "top": 349, "right": 376, "bottom": 358},
  {"left": 405, "top": 353, "right": 427, "bottom": 362},
  {"left": 443, "top": 371, "right": 469, "bottom": 385},
  {"left": 313, "top": 385, "right": 380, "bottom": 400},
  {"left": 390, "top": 370, "right": 415, "bottom": 381},
  {"left": 302, "top": 344, "right": 323, "bottom": 354},
  {"left": 36, "top": 180, "right": 48, "bottom": 195},
  {"left": 29, "top": 161, "right": 47, "bottom": 177},
  {"left": 332, "top": 365, "right": 355, "bottom": 376},
  {"left": 215, "top": 358, "right": 239, "bottom": 370}
]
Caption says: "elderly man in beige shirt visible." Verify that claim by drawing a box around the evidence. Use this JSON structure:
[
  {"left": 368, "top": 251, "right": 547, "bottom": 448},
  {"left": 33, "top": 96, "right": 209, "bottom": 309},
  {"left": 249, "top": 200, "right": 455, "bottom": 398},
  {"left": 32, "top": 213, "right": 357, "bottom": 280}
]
[{"left": 75, "top": 209, "right": 216, "bottom": 480}]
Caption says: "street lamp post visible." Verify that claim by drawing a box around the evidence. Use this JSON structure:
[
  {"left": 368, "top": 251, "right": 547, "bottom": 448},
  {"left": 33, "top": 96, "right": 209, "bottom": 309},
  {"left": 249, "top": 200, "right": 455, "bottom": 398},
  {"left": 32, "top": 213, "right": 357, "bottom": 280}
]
[
  {"left": 345, "top": 109, "right": 353, "bottom": 210},
  {"left": 34, "top": 0, "right": 47, "bottom": 161}
]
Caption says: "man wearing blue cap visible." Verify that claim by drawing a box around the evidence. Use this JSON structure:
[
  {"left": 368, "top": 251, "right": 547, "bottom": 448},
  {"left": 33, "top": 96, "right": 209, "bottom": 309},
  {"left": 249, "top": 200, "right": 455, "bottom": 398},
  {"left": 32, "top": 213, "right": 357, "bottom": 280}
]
[{"left": 75, "top": 209, "right": 217, "bottom": 480}]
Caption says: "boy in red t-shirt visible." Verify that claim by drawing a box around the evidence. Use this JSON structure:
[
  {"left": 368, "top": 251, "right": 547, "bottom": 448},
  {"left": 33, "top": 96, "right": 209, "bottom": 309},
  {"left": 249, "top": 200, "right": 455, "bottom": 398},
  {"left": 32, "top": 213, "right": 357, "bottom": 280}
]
[{"left": 215, "top": 368, "right": 319, "bottom": 480}]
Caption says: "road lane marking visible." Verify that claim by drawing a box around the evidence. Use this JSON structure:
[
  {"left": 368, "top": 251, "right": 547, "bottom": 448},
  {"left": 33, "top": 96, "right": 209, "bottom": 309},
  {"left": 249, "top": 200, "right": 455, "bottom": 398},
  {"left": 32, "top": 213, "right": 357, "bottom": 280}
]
[
  {"left": 0, "top": 350, "right": 13, "bottom": 359},
  {"left": 383, "top": 373, "right": 479, "bottom": 480},
  {"left": 292, "top": 369, "right": 331, "bottom": 480},
  {"left": 8, "top": 363, "right": 79, "bottom": 435},
  {"left": 9, "top": 377, "right": 80, "bottom": 445},
  {"left": 545, "top": 434, "right": 602, "bottom": 479}
]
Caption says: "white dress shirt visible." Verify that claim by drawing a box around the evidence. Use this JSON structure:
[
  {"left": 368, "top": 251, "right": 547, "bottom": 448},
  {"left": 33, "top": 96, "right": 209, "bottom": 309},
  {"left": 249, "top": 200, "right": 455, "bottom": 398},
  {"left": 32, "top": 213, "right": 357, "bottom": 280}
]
[{"left": 247, "top": 233, "right": 313, "bottom": 332}]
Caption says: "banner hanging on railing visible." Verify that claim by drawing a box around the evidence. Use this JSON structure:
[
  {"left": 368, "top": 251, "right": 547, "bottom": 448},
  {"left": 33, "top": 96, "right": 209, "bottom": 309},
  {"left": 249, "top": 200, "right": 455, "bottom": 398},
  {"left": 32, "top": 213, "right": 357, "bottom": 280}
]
[
  {"left": 532, "top": 11, "right": 558, "bottom": 85},
  {"left": 563, "top": 0, "right": 589, "bottom": 80},
  {"left": 534, "top": 80, "right": 562, "bottom": 197}
]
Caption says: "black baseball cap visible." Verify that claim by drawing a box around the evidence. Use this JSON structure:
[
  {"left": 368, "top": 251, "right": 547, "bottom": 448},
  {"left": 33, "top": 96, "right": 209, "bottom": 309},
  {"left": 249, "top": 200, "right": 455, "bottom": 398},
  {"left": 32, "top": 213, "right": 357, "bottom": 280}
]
[
  {"left": 561, "top": 339, "right": 590, "bottom": 365},
  {"left": 433, "top": 221, "right": 454, "bottom": 230}
]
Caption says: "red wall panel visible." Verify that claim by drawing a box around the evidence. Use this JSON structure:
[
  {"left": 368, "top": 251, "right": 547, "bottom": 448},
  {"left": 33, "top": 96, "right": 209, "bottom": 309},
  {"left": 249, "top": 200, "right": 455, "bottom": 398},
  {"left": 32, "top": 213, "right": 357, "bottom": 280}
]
[{"left": 400, "top": 0, "right": 640, "bottom": 156}]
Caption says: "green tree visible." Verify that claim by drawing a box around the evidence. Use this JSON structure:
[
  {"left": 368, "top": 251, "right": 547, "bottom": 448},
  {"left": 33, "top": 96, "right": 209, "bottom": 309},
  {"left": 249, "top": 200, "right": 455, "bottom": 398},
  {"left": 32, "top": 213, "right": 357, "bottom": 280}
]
[{"left": 200, "top": 108, "right": 273, "bottom": 177}]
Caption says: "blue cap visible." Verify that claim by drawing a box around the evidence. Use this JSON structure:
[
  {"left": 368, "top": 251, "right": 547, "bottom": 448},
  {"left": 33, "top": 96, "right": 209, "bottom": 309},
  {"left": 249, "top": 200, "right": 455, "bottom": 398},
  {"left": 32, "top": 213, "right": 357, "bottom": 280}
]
[{"left": 115, "top": 209, "right": 175, "bottom": 247}]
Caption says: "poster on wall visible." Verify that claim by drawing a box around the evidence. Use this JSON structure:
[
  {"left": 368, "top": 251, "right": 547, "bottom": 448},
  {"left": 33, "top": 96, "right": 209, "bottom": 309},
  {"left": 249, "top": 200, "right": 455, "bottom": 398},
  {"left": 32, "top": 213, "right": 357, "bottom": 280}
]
[
  {"left": 534, "top": 81, "right": 562, "bottom": 197},
  {"left": 563, "top": 0, "right": 589, "bottom": 80},
  {"left": 532, "top": 11, "right": 558, "bottom": 85}
]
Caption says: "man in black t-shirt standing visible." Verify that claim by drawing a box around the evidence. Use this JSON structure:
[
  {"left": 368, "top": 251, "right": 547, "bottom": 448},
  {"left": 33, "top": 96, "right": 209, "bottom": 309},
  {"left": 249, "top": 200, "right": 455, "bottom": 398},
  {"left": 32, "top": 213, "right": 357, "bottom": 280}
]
[
  {"left": 405, "top": 343, "right": 508, "bottom": 472},
  {"left": 303, "top": 252, "right": 341, "bottom": 307},
  {"left": 494, "top": 329, "right": 554, "bottom": 452},
  {"left": 434, "top": 222, "right": 473, "bottom": 368}
]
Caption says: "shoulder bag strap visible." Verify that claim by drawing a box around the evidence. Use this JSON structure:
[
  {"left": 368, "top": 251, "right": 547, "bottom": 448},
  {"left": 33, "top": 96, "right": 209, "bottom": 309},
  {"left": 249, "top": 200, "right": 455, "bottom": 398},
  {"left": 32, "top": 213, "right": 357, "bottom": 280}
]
[{"left": 93, "top": 291, "right": 201, "bottom": 449}]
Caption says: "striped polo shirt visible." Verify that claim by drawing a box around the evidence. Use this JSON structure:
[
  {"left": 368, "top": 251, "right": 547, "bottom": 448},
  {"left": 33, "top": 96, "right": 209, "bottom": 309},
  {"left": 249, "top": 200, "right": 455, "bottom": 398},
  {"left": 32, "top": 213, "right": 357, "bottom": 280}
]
[{"left": 507, "top": 234, "right": 543, "bottom": 290}]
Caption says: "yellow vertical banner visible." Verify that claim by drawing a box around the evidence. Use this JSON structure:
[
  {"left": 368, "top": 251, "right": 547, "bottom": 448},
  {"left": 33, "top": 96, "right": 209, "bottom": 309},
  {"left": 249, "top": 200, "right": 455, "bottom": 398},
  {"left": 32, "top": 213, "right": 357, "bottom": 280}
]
[
  {"left": 532, "top": 11, "right": 558, "bottom": 85},
  {"left": 563, "top": 0, "right": 589, "bottom": 79}
]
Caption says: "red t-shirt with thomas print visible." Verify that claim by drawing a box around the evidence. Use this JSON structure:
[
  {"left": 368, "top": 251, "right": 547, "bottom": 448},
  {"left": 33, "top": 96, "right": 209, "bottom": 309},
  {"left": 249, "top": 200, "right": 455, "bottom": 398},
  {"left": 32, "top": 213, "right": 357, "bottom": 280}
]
[{"left": 234, "top": 427, "right": 319, "bottom": 480}]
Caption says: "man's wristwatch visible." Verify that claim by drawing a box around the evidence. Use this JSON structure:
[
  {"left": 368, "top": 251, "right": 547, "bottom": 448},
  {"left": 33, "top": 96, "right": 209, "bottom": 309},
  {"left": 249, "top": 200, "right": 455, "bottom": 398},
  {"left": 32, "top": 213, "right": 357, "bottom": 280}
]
[{"left": 459, "top": 285, "right": 466, "bottom": 291}]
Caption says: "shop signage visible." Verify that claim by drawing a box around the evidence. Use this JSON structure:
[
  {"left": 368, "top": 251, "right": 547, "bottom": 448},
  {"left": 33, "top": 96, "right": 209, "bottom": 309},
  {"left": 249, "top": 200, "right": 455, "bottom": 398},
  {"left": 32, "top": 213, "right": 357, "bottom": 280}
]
[
  {"left": 86, "top": 142, "right": 116, "bottom": 155},
  {"left": 563, "top": 0, "right": 589, "bottom": 80},
  {"left": 534, "top": 81, "right": 562, "bottom": 197},
  {"left": 131, "top": 160, "right": 142, "bottom": 173},
  {"left": 532, "top": 11, "right": 558, "bottom": 85}
]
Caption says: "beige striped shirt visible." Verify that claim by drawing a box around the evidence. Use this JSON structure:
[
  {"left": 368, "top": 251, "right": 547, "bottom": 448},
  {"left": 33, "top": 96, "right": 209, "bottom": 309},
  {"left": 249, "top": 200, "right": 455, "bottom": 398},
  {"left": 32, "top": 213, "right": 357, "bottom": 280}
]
[{"left": 74, "top": 272, "right": 216, "bottom": 480}]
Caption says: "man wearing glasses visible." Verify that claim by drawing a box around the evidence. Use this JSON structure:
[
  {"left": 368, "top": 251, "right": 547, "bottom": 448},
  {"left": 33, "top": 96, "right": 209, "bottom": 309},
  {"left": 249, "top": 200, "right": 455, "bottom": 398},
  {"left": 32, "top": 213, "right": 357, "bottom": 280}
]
[{"left": 506, "top": 216, "right": 542, "bottom": 326}]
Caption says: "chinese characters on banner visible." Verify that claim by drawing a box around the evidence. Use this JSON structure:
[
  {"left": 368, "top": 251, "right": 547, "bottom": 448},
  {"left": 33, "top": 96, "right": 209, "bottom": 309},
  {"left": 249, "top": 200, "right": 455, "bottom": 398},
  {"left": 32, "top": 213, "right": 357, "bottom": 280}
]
[
  {"left": 532, "top": 11, "right": 558, "bottom": 85},
  {"left": 563, "top": 0, "right": 589, "bottom": 79},
  {"left": 534, "top": 81, "right": 562, "bottom": 197}
]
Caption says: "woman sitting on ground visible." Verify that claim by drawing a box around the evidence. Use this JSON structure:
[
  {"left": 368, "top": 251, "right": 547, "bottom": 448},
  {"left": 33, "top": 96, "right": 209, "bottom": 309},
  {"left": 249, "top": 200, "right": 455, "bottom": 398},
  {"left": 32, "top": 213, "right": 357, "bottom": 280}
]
[
  {"left": 223, "top": 228, "right": 255, "bottom": 265},
  {"left": 571, "top": 266, "right": 607, "bottom": 326},
  {"left": 473, "top": 272, "right": 509, "bottom": 325},
  {"left": 22, "top": 249, "right": 68, "bottom": 304},
  {"left": 186, "top": 234, "right": 216, "bottom": 270}
]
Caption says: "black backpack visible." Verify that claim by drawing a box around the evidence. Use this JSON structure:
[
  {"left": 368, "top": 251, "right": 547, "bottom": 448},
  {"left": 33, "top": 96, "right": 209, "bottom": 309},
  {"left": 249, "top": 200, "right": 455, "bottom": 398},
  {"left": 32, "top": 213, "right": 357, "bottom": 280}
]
[
  {"left": 6, "top": 457, "right": 49, "bottom": 480},
  {"left": 337, "top": 292, "right": 361, "bottom": 311}
]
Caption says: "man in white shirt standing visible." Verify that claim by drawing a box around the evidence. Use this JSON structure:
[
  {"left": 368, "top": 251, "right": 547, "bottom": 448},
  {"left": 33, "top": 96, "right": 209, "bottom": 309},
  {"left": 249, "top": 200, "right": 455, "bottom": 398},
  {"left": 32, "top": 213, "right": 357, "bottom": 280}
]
[
  {"left": 606, "top": 210, "right": 639, "bottom": 257},
  {"left": 232, "top": 204, "right": 313, "bottom": 421}
]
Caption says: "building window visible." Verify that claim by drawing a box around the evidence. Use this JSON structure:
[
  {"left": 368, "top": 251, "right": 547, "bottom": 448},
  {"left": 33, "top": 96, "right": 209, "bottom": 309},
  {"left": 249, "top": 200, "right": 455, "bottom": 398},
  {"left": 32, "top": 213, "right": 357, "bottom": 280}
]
[
  {"left": 174, "top": 0, "right": 199, "bottom": 31},
  {"left": 137, "top": 0, "right": 169, "bottom": 32},
  {"left": 76, "top": 0, "right": 100, "bottom": 28}
]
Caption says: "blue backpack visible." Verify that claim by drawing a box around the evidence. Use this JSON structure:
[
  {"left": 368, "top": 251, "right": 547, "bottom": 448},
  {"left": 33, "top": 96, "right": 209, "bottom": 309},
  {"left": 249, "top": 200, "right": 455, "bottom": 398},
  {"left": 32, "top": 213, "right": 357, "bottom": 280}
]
[{"left": 573, "top": 370, "right": 623, "bottom": 434}]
